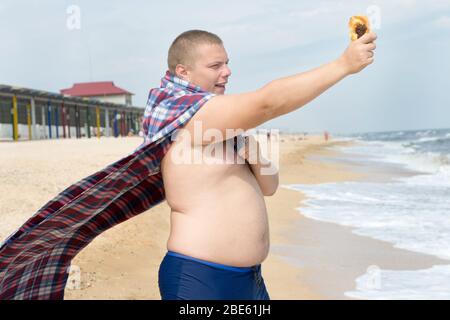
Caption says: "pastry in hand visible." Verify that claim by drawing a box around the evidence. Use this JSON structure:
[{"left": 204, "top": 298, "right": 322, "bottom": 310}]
[{"left": 349, "top": 16, "right": 370, "bottom": 41}]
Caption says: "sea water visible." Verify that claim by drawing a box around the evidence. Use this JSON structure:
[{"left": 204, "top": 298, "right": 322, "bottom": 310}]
[{"left": 285, "top": 128, "right": 450, "bottom": 299}]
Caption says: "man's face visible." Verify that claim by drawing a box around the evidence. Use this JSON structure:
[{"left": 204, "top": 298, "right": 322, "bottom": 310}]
[{"left": 183, "top": 43, "right": 232, "bottom": 95}]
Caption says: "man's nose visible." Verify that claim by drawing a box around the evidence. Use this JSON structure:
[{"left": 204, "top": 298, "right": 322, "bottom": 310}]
[{"left": 223, "top": 64, "right": 232, "bottom": 77}]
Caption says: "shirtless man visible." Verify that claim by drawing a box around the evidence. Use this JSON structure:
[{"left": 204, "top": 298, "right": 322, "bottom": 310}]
[{"left": 157, "top": 30, "right": 377, "bottom": 300}]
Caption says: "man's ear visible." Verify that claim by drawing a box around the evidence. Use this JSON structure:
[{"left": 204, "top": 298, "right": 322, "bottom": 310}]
[{"left": 175, "top": 64, "right": 190, "bottom": 81}]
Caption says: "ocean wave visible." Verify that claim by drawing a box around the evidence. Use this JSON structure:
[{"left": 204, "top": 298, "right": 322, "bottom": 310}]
[
  {"left": 415, "top": 136, "right": 449, "bottom": 143},
  {"left": 384, "top": 151, "right": 450, "bottom": 176},
  {"left": 415, "top": 130, "right": 436, "bottom": 137},
  {"left": 336, "top": 137, "right": 450, "bottom": 177},
  {"left": 296, "top": 130, "right": 450, "bottom": 299},
  {"left": 288, "top": 179, "right": 450, "bottom": 260},
  {"left": 345, "top": 265, "right": 450, "bottom": 300}
]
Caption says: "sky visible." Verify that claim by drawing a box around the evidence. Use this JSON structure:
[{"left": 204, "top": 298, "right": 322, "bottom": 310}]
[{"left": 0, "top": 0, "right": 449, "bottom": 135}]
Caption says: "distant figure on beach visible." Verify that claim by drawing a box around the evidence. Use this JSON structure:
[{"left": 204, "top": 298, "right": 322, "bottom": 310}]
[
  {"left": 324, "top": 130, "right": 329, "bottom": 141},
  {"left": 156, "top": 29, "right": 377, "bottom": 300}
]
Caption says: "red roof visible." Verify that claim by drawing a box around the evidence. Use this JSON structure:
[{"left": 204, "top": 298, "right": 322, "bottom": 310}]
[{"left": 60, "top": 81, "right": 133, "bottom": 97}]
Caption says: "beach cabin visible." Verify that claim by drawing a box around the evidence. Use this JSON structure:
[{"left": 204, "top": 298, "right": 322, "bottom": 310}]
[
  {"left": 0, "top": 85, "right": 144, "bottom": 141},
  {"left": 60, "top": 82, "right": 134, "bottom": 107}
]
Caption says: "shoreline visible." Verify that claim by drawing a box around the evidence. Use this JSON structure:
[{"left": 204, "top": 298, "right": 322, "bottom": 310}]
[{"left": 263, "top": 136, "right": 449, "bottom": 299}]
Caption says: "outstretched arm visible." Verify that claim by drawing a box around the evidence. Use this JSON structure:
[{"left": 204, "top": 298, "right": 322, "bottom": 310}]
[{"left": 183, "top": 32, "right": 378, "bottom": 145}]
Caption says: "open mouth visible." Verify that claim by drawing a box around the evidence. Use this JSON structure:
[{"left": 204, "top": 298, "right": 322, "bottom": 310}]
[{"left": 215, "top": 83, "right": 226, "bottom": 88}]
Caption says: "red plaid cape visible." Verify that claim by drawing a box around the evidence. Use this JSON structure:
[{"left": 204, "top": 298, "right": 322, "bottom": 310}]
[{"left": 0, "top": 71, "right": 215, "bottom": 299}]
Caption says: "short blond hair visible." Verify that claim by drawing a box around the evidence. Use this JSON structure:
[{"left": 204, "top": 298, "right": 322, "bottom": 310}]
[{"left": 168, "top": 30, "right": 223, "bottom": 74}]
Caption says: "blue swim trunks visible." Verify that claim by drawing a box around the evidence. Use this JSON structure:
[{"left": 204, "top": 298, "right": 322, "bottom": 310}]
[{"left": 158, "top": 251, "right": 270, "bottom": 300}]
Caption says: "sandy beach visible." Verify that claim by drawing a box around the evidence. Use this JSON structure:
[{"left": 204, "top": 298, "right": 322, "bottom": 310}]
[{"left": 0, "top": 134, "right": 446, "bottom": 300}]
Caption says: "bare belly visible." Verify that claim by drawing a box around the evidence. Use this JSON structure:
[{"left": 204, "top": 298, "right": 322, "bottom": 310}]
[{"left": 161, "top": 138, "right": 270, "bottom": 267}]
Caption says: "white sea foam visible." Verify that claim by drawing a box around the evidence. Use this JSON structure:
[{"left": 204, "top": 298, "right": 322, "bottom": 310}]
[
  {"left": 287, "top": 129, "right": 450, "bottom": 299},
  {"left": 335, "top": 139, "right": 450, "bottom": 177},
  {"left": 345, "top": 265, "right": 450, "bottom": 300}
]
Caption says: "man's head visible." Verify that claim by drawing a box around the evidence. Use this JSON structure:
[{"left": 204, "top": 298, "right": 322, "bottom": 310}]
[{"left": 168, "top": 30, "right": 232, "bottom": 95}]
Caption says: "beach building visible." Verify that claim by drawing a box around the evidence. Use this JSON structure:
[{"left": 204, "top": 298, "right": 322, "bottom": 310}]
[
  {"left": 60, "top": 81, "right": 133, "bottom": 107},
  {"left": 0, "top": 84, "right": 144, "bottom": 141}
]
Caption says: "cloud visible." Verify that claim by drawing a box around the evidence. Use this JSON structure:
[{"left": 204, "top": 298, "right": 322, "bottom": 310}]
[
  {"left": 1, "top": 0, "right": 450, "bottom": 132},
  {"left": 208, "top": 0, "right": 450, "bottom": 59},
  {"left": 289, "top": 8, "right": 331, "bottom": 18},
  {"left": 432, "top": 16, "right": 450, "bottom": 28}
]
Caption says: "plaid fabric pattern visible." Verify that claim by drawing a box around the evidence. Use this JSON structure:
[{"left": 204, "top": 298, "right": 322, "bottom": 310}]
[{"left": 0, "top": 71, "right": 215, "bottom": 300}]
